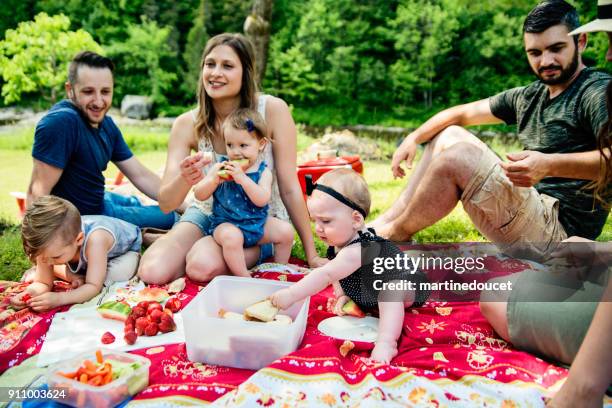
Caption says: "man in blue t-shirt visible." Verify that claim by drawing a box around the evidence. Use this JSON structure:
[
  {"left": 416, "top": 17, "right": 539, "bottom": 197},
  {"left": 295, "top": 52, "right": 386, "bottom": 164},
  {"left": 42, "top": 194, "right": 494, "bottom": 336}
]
[{"left": 27, "top": 51, "right": 178, "bottom": 230}]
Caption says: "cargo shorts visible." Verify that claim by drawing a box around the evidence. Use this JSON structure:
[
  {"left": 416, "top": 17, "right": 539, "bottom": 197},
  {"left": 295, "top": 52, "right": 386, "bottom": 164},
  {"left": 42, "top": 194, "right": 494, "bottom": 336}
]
[{"left": 461, "top": 148, "right": 567, "bottom": 258}]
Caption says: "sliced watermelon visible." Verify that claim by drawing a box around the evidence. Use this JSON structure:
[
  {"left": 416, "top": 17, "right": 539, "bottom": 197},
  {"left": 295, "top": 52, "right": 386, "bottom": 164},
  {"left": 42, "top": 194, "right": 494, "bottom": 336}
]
[{"left": 97, "top": 301, "right": 132, "bottom": 321}]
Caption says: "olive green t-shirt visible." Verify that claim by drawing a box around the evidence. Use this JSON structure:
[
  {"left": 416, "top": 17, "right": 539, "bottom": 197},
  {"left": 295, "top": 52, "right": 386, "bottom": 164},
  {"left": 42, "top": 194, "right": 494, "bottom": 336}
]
[{"left": 489, "top": 67, "right": 610, "bottom": 240}]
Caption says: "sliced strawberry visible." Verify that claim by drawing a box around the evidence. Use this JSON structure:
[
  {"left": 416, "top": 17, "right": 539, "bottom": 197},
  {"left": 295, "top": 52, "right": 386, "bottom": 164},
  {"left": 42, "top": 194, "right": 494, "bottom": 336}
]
[
  {"left": 165, "top": 297, "right": 181, "bottom": 313},
  {"left": 136, "top": 301, "right": 151, "bottom": 309},
  {"left": 124, "top": 331, "right": 137, "bottom": 345},
  {"left": 101, "top": 332, "right": 116, "bottom": 344},
  {"left": 158, "top": 319, "right": 175, "bottom": 333},
  {"left": 144, "top": 322, "right": 158, "bottom": 336},
  {"left": 149, "top": 309, "right": 164, "bottom": 323},
  {"left": 132, "top": 306, "right": 146, "bottom": 318},
  {"left": 147, "top": 302, "right": 163, "bottom": 315},
  {"left": 125, "top": 315, "right": 135, "bottom": 326}
]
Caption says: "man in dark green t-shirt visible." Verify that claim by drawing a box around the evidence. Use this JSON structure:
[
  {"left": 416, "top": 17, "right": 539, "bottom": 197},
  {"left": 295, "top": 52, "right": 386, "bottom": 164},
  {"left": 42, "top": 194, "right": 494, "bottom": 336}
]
[{"left": 373, "top": 0, "right": 610, "bottom": 249}]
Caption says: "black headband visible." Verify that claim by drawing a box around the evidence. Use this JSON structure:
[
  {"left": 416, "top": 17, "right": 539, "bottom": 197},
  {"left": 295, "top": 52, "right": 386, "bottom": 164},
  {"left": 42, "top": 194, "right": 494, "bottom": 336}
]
[
  {"left": 599, "top": 3, "right": 612, "bottom": 19},
  {"left": 305, "top": 175, "right": 367, "bottom": 218}
]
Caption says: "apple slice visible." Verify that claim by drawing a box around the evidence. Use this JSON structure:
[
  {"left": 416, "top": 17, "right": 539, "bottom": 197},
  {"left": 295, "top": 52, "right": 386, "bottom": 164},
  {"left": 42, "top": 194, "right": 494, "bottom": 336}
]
[{"left": 341, "top": 299, "right": 365, "bottom": 318}]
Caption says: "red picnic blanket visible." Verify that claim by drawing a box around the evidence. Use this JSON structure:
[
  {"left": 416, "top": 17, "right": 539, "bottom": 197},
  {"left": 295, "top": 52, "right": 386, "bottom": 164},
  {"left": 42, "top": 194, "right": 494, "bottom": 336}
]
[{"left": 0, "top": 254, "right": 583, "bottom": 406}]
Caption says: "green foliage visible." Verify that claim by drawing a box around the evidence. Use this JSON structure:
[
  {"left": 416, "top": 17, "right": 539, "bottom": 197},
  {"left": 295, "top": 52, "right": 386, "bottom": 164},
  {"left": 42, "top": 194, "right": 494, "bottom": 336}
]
[
  {"left": 105, "top": 17, "right": 177, "bottom": 105},
  {"left": 2, "top": 0, "right": 610, "bottom": 125},
  {"left": 0, "top": 222, "right": 31, "bottom": 282},
  {"left": 390, "top": 0, "right": 461, "bottom": 108},
  {"left": 0, "top": 12, "right": 102, "bottom": 104},
  {"left": 181, "top": 0, "right": 208, "bottom": 100},
  {"left": 0, "top": 0, "right": 35, "bottom": 39}
]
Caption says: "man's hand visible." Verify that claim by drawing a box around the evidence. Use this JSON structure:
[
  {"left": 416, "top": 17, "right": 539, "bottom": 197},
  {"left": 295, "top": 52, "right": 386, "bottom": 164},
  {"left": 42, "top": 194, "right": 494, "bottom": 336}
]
[
  {"left": 390, "top": 137, "right": 418, "bottom": 179},
  {"left": 28, "top": 291, "right": 61, "bottom": 312},
  {"left": 180, "top": 152, "right": 211, "bottom": 185},
  {"left": 500, "top": 151, "right": 551, "bottom": 187},
  {"left": 269, "top": 288, "right": 295, "bottom": 310}
]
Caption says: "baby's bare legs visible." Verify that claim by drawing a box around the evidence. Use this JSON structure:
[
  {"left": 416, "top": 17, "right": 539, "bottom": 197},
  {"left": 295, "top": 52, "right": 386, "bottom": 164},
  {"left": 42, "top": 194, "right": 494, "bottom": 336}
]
[
  {"left": 258, "top": 217, "right": 295, "bottom": 264},
  {"left": 371, "top": 301, "right": 405, "bottom": 363},
  {"left": 213, "top": 223, "right": 249, "bottom": 277}
]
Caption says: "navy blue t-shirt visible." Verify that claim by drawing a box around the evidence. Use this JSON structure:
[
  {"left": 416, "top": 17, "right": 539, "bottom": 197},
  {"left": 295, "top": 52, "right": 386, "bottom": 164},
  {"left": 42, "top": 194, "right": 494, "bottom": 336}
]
[{"left": 32, "top": 100, "right": 133, "bottom": 215}]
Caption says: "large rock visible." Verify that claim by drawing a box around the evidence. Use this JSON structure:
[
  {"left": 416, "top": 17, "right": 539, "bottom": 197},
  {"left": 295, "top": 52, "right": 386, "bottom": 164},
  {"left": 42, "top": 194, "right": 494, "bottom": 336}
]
[
  {"left": 303, "top": 129, "right": 382, "bottom": 161},
  {"left": 121, "top": 95, "right": 153, "bottom": 120}
]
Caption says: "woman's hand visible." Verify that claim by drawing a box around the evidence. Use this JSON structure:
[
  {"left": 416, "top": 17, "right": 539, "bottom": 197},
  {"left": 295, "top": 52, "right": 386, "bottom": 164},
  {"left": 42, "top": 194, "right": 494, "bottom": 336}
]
[
  {"left": 269, "top": 288, "right": 295, "bottom": 310},
  {"left": 180, "top": 152, "right": 212, "bottom": 186}
]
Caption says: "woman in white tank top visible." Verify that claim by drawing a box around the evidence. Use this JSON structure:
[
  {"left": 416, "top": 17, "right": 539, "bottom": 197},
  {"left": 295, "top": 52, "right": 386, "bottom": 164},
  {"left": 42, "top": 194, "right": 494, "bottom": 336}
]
[{"left": 138, "top": 33, "right": 326, "bottom": 284}]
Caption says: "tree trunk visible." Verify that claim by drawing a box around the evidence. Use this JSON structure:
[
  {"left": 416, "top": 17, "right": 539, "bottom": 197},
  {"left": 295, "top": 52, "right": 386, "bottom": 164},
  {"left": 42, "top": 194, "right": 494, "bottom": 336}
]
[{"left": 243, "top": 0, "right": 273, "bottom": 86}]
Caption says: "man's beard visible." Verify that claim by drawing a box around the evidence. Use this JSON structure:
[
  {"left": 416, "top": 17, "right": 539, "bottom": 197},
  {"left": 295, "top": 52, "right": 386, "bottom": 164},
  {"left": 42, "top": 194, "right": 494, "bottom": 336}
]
[
  {"left": 69, "top": 91, "right": 105, "bottom": 124},
  {"left": 535, "top": 48, "right": 579, "bottom": 85}
]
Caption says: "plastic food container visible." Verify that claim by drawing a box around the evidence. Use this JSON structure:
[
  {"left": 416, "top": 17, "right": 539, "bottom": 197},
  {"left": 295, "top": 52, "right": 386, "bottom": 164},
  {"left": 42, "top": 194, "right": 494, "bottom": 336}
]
[
  {"left": 46, "top": 349, "right": 150, "bottom": 408},
  {"left": 183, "top": 276, "right": 310, "bottom": 370}
]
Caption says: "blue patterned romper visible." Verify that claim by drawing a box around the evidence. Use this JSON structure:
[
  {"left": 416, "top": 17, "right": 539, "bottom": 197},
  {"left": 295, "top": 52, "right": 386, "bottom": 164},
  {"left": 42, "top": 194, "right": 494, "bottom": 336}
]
[{"left": 206, "top": 161, "right": 269, "bottom": 247}]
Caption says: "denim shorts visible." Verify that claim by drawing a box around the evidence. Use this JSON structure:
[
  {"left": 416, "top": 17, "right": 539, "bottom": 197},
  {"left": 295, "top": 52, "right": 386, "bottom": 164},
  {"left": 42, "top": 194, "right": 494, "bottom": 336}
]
[{"left": 179, "top": 206, "right": 274, "bottom": 265}]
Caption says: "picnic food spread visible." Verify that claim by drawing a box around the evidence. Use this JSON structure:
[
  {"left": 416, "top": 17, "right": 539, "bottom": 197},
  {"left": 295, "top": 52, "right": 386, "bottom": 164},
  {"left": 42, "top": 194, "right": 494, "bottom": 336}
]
[{"left": 97, "top": 297, "right": 178, "bottom": 345}]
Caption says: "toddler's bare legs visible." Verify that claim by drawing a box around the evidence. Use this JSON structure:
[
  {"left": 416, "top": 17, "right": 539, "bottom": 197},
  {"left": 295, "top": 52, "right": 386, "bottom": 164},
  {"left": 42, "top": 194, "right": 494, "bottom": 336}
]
[
  {"left": 213, "top": 223, "right": 249, "bottom": 277},
  {"left": 259, "top": 217, "right": 295, "bottom": 264}
]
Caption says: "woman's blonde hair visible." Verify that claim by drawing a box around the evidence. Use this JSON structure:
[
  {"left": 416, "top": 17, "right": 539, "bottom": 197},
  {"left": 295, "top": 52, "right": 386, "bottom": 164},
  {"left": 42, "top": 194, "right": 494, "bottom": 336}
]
[
  {"left": 21, "top": 196, "right": 81, "bottom": 261},
  {"left": 222, "top": 108, "right": 268, "bottom": 142},
  {"left": 195, "top": 33, "right": 258, "bottom": 144},
  {"left": 316, "top": 168, "right": 371, "bottom": 217}
]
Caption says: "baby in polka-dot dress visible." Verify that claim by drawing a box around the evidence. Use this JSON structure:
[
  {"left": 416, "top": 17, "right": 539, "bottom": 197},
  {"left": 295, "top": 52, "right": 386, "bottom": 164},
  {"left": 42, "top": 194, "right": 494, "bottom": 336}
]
[
  {"left": 193, "top": 108, "right": 294, "bottom": 277},
  {"left": 270, "top": 169, "right": 425, "bottom": 363}
]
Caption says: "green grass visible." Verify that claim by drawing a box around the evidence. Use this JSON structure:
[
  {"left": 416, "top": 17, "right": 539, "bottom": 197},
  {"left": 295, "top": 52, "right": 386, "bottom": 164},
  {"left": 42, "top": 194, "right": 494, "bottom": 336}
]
[{"left": 1, "top": 126, "right": 610, "bottom": 281}]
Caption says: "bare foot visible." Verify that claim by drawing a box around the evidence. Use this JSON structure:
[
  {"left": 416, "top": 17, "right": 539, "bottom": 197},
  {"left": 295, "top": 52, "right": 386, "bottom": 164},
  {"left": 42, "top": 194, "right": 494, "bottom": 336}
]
[{"left": 376, "top": 222, "right": 412, "bottom": 242}]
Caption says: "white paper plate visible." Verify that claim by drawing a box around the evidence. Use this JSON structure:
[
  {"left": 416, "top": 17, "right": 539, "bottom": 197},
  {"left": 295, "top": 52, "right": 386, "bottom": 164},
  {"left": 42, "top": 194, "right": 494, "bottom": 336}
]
[{"left": 317, "top": 316, "right": 379, "bottom": 343}]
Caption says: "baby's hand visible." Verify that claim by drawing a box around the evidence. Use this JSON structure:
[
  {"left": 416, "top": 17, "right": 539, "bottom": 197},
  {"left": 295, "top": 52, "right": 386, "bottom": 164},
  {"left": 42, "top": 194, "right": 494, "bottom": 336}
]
[
  {"left": 333, "top": 295, "right": 351, "bottom": 316},
  {"left": 205, "top": 162, "right": 225, "bottom": 183},
  {"left": 269, "top": 288, "right": 294, "bottom": 310},
  {"left": 223, "top": 161, "right": 247, "bottom": 184},
  {"left": 370, "top": 341, "right": 398, "bottom": 364},
  {"left": 28, "top": 292, "right": 61, "bottom": 312}
]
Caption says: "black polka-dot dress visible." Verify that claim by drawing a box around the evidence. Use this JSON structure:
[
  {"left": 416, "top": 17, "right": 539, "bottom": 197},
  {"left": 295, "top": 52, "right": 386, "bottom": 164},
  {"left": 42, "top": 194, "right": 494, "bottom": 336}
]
[{"left": 327, "top": 228, "right": 429, "bottom": 313}]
